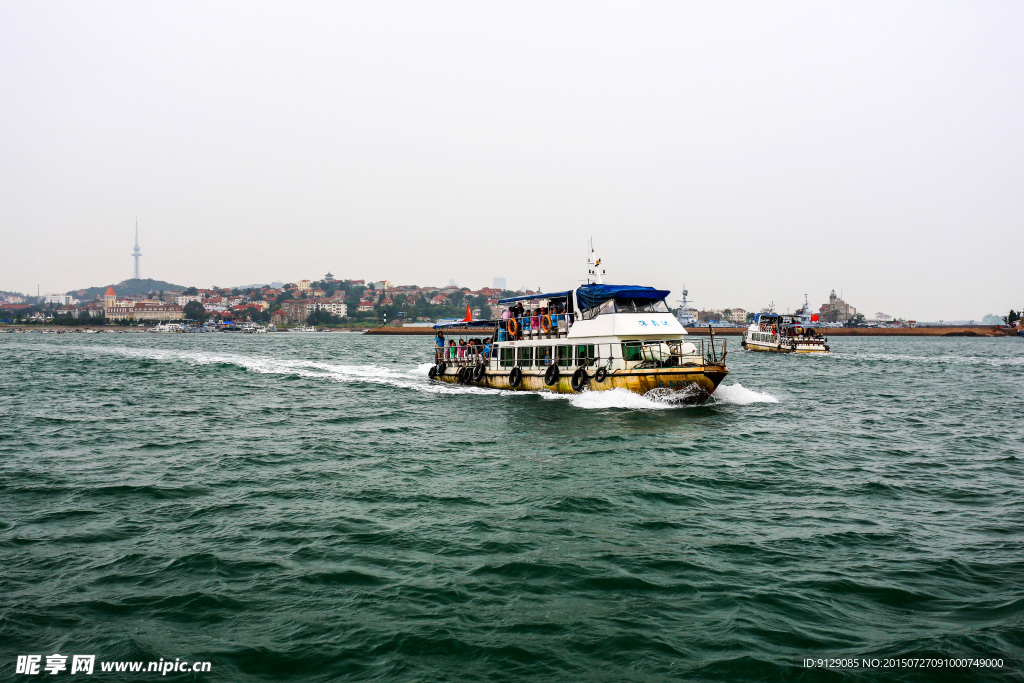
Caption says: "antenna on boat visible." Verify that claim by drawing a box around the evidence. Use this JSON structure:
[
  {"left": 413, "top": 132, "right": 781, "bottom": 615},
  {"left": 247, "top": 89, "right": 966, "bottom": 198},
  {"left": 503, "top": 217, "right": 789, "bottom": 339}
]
[{"left": 586, "top": 239, "right": 605, "bottom": 284}]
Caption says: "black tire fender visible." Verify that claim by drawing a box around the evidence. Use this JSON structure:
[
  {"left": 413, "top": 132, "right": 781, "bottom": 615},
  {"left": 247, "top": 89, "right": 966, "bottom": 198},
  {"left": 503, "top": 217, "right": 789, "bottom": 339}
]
[
  {"left": 593, "top": 367, "right": 607, "bottom": 383},
  {"left": 544, "top": 364, "right": 560, "bottom": 386},
  {"left": 509, "top": 366, "right": 523, "bottom": 388},
  {"left": 473, "top": 364, "right": 486, "bottom": 382},
  {"left": 438, "top": 362, "right": 446, "bottom": 375},
  {"left": 571, "top": 367, "right": 589, "bottom": 392},
  {"left": 428, "top": 365, "right": 438, "bottom": 380}
]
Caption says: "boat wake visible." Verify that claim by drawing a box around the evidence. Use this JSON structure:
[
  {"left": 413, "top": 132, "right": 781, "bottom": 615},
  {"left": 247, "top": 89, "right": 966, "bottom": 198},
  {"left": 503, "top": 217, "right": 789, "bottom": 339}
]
[{"left": 65, "top": 346, "right": 779, "bottom": 409}]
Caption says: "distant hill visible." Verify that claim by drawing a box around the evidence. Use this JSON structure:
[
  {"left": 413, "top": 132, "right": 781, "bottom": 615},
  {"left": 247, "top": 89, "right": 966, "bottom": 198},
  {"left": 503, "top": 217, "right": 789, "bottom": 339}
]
[
  {"left": 70, "top": 278, "right": 188, "bottom": 301},
  {"left": 230, "top": 282, "right": 284, "bottom": 290}
]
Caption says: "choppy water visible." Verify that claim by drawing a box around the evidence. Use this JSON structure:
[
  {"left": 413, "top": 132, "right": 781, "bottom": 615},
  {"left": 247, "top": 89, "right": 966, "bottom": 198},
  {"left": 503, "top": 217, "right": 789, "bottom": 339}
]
[{"left": 1, "top": 333, "right": 1022, "bottom": 681}]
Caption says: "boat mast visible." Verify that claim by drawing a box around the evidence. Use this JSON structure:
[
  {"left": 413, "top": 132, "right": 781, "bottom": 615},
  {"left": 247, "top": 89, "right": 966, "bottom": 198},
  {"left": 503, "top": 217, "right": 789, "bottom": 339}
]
[{"left": 586, "top": 239, "right": 605, "bottom": 284}]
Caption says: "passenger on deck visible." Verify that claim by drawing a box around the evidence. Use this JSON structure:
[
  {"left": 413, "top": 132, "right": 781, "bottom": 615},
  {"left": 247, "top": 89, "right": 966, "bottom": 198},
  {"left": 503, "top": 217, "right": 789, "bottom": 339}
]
[
  {"left": 435, "top": 331, "right": 445, "bottom": 363},
  {"left": 483, "top": 337, "right": 492, "bottom": 358},
  {"left": 448, "top": 339, "right": 456, "bottom": 360}
]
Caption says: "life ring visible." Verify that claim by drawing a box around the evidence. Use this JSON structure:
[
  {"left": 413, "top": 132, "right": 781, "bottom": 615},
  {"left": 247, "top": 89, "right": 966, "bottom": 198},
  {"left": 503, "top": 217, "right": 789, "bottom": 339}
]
[
  {"left": 507, "top": 318, "right": 519, "bottom": 336},
  {"left": 593, "top": 367, "right": 608, "bottom": 383},
  {"left": 541, "top": 315, "right": 552, "bottom": 333},
  {"left": 571, "top": 367, "right": 589, "bottom": 392},
  {"left": 427, "top": 365, "right": 438, "bottom": 380},
  {"left": 544, "top": 364, "right": 560, "bottom": 386},
  {"left": 509, "top": 366, "right": 523, "bottom": 388},
  {"left": 473, "top": 364, "right": 486, "bottom": 382}
]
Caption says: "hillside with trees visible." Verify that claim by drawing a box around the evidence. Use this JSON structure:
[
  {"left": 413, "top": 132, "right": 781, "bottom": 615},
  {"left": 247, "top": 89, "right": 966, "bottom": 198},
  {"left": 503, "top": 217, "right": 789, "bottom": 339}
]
[{"left": 71, "top": 278, "right": 188, "bottom": 300}]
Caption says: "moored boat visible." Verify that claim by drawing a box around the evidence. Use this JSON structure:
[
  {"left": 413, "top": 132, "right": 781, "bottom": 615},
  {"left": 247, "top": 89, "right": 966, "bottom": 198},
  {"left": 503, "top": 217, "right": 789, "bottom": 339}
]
[
  {"left": 428, "top": 250, "right": 728, "bottom": 402},
  {"left": 676, "top": 286, "right": 698, "bottom": 328},
  {"left": 149, "top": 323, "right": 184, "bottom": 333}
]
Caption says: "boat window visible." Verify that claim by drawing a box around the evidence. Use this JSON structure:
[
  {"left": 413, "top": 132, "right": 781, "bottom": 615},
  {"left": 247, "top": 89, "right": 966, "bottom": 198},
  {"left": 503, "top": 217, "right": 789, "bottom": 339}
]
[
  {"left": 500, "top": 347, "right": 515, "bottom": 368},
  {"left": 615, "top": 298, "right": 670, "bottom": 313},
  {"left": 622, "top": 341, "right": 642, "bottom": 362},
  {"left": 518, "top": 346, "right": 534, "bottom": 367},
  {"left": 538, "top": 346, "right": 553, "bottom": 366},
  {"left": 581, "top": 298, "right": 616, "bottom": 320},
  {"left": 556, "top": 345, "right": 573, "bottom": 367},
  {"left": 576, "top": 344, "right": 596, "bottom": 366}
]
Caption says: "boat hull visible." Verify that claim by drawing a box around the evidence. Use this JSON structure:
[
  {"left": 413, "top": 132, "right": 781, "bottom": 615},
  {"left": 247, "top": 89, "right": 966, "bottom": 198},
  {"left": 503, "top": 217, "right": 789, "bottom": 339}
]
[
  {"left": 741, "top": 338, "right": 829, "bottom": 353},
  {"left": 433, "top": 365, "right": 728, "bottom": 402}
]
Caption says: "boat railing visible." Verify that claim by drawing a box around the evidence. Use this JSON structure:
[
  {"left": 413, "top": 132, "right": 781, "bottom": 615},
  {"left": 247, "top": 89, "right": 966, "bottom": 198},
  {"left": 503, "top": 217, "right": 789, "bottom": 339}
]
[
  {"left": 498, "top": 312, "right": 575, "bottom": 341},
  {"left": 437, "top": 336, "right": 728, "bottom": 371}
]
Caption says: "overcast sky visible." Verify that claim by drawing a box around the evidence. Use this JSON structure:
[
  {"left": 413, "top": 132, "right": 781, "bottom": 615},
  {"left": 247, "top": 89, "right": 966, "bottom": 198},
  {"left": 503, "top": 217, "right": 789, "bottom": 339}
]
[{"left": 1, "top": 2, "right": 1021, "bottom": 319}]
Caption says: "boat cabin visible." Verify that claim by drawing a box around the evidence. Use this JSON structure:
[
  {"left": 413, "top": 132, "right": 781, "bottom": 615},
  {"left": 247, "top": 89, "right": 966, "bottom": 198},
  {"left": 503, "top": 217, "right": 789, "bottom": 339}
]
[{"left": 433, "top": 284, "right": 725, "bottom": 377}]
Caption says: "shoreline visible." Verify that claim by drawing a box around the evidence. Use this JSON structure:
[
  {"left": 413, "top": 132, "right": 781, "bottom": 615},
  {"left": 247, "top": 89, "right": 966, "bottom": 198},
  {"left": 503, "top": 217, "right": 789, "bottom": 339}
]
[
  {"left": 364, "top": 325, "right": 1015, "bottom": 337},
  {"left": 1, "top": 324, "right": 1013, "bottom": 337}
]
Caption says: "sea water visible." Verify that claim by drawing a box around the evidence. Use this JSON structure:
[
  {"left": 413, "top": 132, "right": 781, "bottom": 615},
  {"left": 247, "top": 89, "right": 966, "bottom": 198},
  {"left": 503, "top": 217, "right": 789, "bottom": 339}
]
[{"left": 1, "top": 333, "right": 1021, "bottom": 680}]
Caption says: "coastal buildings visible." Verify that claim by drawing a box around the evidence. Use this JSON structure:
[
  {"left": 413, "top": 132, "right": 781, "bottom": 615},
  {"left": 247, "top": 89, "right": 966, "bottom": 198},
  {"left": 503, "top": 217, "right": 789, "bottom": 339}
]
[
  {"left": 103, "top": 287, "right": 184, "bottom": 321},
  {"left": 819, "top": 290, "right": 857, "bottom": 322},
  {"left": 279, "top": 299, "right": 349, "bottom": 324}
]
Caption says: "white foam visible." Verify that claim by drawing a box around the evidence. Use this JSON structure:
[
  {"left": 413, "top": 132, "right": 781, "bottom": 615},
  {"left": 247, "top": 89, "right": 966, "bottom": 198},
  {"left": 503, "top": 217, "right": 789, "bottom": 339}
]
[
  {"left": 565, "top": 388, "right": 676, "bottom": 410},
  {"left": 711, "top": 383, "right": 779, "bottom": 405}
]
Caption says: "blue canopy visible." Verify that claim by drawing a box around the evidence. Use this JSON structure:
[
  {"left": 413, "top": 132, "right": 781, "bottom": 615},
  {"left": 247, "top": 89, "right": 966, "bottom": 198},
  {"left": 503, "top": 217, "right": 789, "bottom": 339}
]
[
  {"left": 576, "top": 284, "right": 671, "bottom": 311},
  {"left": 497, "top": 291, "right": 571, "bottom": 305}
]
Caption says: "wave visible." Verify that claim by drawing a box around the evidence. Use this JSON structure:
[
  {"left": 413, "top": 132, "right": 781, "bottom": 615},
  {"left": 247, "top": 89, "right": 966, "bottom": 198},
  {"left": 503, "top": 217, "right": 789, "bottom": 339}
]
[
  {"left": 712, "top": 383, "right": 780, "bottom": 405},
  {"left": 63, "top": 345, "right": 778, "bottom": 410}
]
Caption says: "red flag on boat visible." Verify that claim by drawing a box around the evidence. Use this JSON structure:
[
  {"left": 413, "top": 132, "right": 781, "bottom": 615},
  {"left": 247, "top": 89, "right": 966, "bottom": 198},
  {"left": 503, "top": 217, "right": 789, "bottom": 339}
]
[
  {"left": 462, "top": 305, "right": 472, "bottom": 322},
  {"left": 811, "top": 314, "right": 819, "bottom": 322}
]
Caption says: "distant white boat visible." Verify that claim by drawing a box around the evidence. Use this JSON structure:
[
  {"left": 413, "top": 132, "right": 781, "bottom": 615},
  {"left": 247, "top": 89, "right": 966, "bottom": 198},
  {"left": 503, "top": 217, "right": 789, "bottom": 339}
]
[
  {"left": 288, "top": 326, "right": 318, "bottom": 332},
  {"left": 149, "top": 323, "right": 184, "bottom": 333}
]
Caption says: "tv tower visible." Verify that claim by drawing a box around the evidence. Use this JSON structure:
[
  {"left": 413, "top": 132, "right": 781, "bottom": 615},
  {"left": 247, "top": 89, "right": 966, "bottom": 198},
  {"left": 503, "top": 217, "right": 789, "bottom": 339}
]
[{"left": 131, "top": 218, "right": 142, "bottom": 279}]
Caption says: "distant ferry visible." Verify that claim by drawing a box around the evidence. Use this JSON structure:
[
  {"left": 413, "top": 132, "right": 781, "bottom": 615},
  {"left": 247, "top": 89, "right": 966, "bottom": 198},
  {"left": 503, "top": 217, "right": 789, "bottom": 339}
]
[
  {"left": 428, "top": 248, "right": 728, "bottom": 402},
  {"left": 741, "top": 296, "right": 829, "bottom": 353}
]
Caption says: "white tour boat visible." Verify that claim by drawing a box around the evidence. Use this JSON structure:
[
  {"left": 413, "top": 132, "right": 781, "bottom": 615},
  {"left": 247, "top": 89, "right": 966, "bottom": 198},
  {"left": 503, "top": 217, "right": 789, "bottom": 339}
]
[
  {"left": 741, "top": 296, "right": 829, "bottom": 353},
  {"left": 149, "top": 323, "right": 184, "bottom": 333},
  {"left": 428, "top": 249, "right": 728, "bottom": 402}
]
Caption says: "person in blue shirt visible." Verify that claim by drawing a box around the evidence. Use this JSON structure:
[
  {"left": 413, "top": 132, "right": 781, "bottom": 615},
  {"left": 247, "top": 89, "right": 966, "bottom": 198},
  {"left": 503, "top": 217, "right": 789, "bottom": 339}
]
[
  {"left": 483, "top": 338, "right": 492, "bottom": 358},
  {"left": 434, "top": 331, "right": 445, "bottom": 363}
]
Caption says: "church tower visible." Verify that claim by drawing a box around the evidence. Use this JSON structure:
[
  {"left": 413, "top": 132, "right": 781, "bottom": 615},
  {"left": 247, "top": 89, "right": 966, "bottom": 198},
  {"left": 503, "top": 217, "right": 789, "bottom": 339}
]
[{"left": 104, "top": 286, "right": 117, "bottom": 314}]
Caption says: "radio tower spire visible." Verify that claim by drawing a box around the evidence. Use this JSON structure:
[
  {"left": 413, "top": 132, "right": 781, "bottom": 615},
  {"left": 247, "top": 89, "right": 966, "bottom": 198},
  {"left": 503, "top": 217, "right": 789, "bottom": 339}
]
[{"left": 132, "top": 218, "right": 142, "bottom": 280}]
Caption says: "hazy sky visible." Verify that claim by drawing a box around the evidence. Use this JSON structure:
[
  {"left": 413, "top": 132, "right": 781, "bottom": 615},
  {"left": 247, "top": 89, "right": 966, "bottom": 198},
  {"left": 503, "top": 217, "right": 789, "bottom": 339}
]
[{"left": 2, "top": 2, "right": 1021, "bottom": 319}]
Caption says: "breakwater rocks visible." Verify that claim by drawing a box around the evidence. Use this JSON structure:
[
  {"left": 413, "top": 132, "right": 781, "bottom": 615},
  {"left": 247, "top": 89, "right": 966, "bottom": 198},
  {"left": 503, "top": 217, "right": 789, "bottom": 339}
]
[{"left": 364, "top": 325, "right": 1014, "bottom": 337}]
